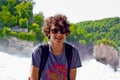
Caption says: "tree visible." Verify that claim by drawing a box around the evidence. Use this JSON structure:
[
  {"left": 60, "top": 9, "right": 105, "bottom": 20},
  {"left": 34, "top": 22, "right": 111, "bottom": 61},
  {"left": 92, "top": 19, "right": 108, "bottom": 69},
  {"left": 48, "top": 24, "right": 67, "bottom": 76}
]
[
  {"left": 33, "top": 13, "right": 44, "bottom": 27},
  {"left": 0, "top": 6, "right": 17, "bottom": 27},
  {"left": 15, "top": 1, "right": 33, "bottom": 19},
  {"left": 19, "top": 18, "right": 28, "bottom": 28},
  {"left": 7, "top": 0, "right": 17, "bottom": 15}
]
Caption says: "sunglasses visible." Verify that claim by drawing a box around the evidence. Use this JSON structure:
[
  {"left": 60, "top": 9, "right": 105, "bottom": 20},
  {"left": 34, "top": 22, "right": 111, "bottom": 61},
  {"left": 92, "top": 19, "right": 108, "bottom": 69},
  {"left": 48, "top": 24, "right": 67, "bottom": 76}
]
[{"left": 51, "top": 28, "right": 66, "bottom": 34}]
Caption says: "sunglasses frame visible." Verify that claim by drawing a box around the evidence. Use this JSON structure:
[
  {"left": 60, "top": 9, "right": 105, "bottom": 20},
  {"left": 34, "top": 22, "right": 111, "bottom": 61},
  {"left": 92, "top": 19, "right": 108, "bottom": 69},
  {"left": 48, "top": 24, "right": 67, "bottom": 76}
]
[{"left": 51, "top": 28, "right": 66, "bottom": 34}]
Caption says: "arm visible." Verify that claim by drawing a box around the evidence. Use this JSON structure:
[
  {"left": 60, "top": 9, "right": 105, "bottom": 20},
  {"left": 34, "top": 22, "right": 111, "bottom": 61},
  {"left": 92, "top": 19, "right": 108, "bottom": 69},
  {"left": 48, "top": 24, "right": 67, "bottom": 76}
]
[
  {"left": 30, "top": 65, "right": 39, "bottom": 80},
  {"left": 70, "top": 68, "right": 77, "bottom": 80}
]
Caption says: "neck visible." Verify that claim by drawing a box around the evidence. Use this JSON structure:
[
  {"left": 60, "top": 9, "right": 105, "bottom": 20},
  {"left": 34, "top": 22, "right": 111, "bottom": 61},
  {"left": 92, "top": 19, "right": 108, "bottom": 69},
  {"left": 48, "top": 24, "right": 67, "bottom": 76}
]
[{"left": 50, "top": 42, "right": 64, "bottom": 55}]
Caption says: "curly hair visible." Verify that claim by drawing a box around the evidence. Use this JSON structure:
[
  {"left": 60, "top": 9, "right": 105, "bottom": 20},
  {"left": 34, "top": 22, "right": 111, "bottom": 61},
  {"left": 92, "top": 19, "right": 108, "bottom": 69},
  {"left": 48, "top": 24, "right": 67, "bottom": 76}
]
[{"left": 42, "top": 14, "right": 70, "bottom": 39}]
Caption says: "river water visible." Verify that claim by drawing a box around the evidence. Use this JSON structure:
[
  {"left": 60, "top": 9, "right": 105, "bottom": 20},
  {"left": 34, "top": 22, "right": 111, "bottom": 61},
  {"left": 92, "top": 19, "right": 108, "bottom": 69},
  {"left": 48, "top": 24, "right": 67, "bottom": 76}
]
[{"left": 0, "top": 51, "right": 120, "bottom": 80}]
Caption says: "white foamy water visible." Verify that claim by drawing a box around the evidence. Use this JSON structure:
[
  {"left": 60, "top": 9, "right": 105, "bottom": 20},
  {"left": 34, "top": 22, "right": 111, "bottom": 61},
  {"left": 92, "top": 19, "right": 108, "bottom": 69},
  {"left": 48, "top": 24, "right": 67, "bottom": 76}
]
[
  {"left": 0, "top": 52, "right": 31, "bottom": 80},
  {"left": 76, "top": 60, "right": 120, "bottom": 80},
  {"left": 0, "top": 51, "right": 120, "bottom": 80}
]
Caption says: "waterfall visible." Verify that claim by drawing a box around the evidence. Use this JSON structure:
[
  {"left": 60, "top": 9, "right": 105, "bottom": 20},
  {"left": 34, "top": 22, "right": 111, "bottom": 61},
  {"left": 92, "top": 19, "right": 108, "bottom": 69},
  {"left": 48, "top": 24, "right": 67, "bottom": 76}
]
[
  {"left": 0, "top": 51, "right": 31, "bottom": 80},
  {"left": 0, "top": 51, "right": 120, "bottom": 80}
]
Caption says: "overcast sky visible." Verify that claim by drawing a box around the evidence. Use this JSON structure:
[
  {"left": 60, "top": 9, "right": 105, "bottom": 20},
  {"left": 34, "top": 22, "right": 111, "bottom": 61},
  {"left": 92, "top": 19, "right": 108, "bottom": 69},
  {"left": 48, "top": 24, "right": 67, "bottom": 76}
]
[{"left": 33, "top": 0, "right": 120, "bottom": 23}]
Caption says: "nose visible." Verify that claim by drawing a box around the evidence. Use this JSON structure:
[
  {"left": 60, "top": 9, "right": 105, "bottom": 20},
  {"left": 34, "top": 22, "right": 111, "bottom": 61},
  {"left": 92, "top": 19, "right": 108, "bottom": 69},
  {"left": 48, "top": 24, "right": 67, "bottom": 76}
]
[{"left": 57, "top": 31, "right": 62, "bottom": 35}]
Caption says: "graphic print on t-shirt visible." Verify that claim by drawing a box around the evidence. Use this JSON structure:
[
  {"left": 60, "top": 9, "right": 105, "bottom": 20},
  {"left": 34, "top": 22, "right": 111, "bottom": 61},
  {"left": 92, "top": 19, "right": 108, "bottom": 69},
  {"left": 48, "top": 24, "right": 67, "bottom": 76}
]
[{"left": 47, "top": 63, "right": 67, "bottom": 80}]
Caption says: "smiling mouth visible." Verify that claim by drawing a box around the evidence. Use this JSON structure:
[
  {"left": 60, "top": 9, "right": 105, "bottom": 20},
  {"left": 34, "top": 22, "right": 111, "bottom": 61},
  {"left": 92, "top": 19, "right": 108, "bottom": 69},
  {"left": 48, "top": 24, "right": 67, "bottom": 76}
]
[{"left": 55, "top": 37, "right": 63, "bottom": 40}]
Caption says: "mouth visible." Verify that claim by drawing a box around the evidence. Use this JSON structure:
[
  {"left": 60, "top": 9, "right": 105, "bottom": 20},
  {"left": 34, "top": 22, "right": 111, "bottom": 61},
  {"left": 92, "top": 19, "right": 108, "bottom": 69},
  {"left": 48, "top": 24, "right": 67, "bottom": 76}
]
[{"left": 55, "top": 37, "right": 63, "bottom": 41}]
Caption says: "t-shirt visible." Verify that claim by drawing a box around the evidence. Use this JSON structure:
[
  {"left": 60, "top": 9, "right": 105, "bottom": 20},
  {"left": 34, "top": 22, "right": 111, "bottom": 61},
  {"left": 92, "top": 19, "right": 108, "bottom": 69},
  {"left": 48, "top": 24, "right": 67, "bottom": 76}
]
[{"left": 31, "top": 42, "right": 82, "bottom": 80}]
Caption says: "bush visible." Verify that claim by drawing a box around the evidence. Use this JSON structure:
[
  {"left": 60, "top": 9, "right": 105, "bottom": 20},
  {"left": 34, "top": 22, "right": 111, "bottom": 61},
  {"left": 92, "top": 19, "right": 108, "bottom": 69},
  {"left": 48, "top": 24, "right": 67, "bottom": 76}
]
[
  {"left": 0, "top": 27, "right": 11, "bottom": 38},
  {"left": 19, "top": 18, "right": 28, "bottom": 28},
  {"left": 17, "top": 31, "right": 37, "bottom": 41}
]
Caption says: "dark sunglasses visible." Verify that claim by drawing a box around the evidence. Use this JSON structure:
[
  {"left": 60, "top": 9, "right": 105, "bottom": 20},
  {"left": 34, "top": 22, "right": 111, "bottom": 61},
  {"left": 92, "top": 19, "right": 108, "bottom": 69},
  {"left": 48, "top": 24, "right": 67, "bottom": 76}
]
[{"left": 51, "top": 28, "right": 66, "bottom": 34}]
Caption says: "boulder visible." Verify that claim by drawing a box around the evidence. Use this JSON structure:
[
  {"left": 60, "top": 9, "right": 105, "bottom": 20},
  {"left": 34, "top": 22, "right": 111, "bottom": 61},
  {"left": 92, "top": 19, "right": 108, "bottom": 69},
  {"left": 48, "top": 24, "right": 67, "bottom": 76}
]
[{"left": 93, "top": 43, "right": 119, "bottom": 71}]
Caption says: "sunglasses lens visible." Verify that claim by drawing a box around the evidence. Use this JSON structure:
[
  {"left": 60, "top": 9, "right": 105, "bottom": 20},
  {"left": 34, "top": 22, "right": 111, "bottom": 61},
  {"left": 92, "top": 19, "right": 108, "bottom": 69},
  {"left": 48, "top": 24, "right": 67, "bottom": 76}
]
[
  {"left": 51, "top": 28, "right": 66, "bottom": 34},
  {"left": 51, "top": 29, "right": 58, "bottom": 34},
  {"left": 60, "top": 29, "right": 65, "bottom": 34}
]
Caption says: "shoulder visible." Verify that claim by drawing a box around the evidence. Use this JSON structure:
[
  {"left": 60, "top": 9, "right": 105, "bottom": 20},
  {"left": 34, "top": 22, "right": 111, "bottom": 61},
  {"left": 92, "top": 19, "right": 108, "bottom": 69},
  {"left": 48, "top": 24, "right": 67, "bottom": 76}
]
[
  {"left": 33, "top": 43, "right": 42, "bottom": 51},
  {"left": 31, "top": 43, "right": 44, "bottom": 55},
  {"left": 32, "top": 42, "right": 49, "bottom": 54},
  {"left": 64, "top": 42, "right": 79, "bottom": 57},
  {"left": 64, "top": 42, "right": 78, "bottom": 51},
  {"left": 34, "top": 42, "right": 49, "bottom": 50}
]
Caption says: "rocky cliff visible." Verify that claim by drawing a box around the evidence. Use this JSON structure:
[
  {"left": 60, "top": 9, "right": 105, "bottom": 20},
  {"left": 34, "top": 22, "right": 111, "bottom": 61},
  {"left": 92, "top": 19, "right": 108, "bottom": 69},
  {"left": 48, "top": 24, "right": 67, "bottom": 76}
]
[
  {"left": 0, "top": 37, "right": 35, "bottom": 57},
  {"left": 93, "top": 43, "right": 119, "bottom": 71}
]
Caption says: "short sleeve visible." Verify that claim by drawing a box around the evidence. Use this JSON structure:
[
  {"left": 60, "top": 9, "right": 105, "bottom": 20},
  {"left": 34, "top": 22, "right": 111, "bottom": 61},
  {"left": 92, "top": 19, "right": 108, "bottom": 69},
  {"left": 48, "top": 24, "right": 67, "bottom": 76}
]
[
  {"left": 70, "top": 46, "right": 82, "bottom": 69},
  {"left": 31, "top": 45, "right": 42, "bottom": 68}
]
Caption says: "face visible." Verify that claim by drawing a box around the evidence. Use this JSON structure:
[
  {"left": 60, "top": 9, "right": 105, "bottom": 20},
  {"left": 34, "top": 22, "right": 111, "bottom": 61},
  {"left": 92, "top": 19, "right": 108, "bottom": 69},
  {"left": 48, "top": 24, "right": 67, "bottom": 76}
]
[{"left": 49, "top": 26, "right": 66, "bottom": 45}]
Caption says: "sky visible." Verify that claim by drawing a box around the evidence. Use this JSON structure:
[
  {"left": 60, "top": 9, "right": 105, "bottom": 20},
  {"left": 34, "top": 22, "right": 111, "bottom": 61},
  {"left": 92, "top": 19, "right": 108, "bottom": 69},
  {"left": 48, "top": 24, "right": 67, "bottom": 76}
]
[{"left": 33, "top": 0, "right": 120, "bottom": 23}]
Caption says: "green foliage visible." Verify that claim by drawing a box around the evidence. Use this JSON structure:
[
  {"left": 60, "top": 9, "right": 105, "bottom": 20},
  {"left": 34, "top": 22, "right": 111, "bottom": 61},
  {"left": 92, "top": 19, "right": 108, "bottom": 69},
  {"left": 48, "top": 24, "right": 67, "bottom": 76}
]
[
  {"left": 66, "top": 23, "right": 86, "bottom": 42},
  {"left": 15, "top": 1, "right": 33, "bottom": 19},
  {"left": 0, "top": 6, "right": 17, "bottom": 27},
  {"left": 97, "top": 38, "right": 119, "bottom": 51},
  {"left": 30, "top": 23, "right": 39, "bottom": 32},
  {"left": 79, "top": 40, "right": 87, "bottom": 44},
  {"left": 0, "top": 27, "right": 11, "bottom": 38},
  {"left": 19, "top": 18, "right": 28, "bottom": 28},
  {"left": 33, "top": 13, "right": 44, "bottom": 27},
  {"left": 29, "top": 23, "right": 44, "bottom": 42},
  {"left": 34, "top": 28, "right": 44, "bottom": 42},
  {"left": 67, "top": 23, "right": 89, "bottom": 44},
  {"left": 75, "top": 17, "right": 120, "bottom": 46},
  {"left": 7, "top": 0, "right": 17, "bottom": 15},
  {"left": 17, "top": 31, "right": 37, "bottom": 41},
  {"left": 0, "top": 0, "right": 44, "bottom": 42},
  {"left": 43, "top": 37, "right": 49, "bottom": 42},
  {"left": 85, "top": 33, "right": 92, "bottom": 42},
  {"left": 66, "top": 23, "right": 77, "bottom": 42},
  {"left": 10, "top": 31, "right": 17, "bottom": 37}
]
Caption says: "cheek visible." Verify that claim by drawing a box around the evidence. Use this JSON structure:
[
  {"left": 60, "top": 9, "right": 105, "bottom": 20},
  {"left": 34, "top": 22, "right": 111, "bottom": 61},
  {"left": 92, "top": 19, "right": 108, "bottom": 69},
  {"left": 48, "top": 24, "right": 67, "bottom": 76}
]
[
  {"left": 49, "top": 33, "right": 55, "bottom": 39},
  {"left": 64, "top": 35, "right": 67, "bottom": 39}
]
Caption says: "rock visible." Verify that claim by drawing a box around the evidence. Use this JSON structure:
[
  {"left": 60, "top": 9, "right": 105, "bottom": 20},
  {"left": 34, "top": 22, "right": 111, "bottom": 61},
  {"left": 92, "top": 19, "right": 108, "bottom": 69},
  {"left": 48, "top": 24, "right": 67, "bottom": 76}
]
[
  {"left": 0, "top": 37, "right": 36, "bottom": 57},
  {"left": 93, "top": 43, "right": 119, "bottom": 71}
]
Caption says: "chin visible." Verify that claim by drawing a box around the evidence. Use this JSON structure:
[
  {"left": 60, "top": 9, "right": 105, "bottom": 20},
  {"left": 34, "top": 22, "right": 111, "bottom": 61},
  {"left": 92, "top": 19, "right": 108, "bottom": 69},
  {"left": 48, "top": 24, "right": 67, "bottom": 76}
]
[
  {"left": 56, "top": 41, "right": 62, "bottom": 44},
  {"left": 55, "top": 40, "right": 63, "bottom": 44}
]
